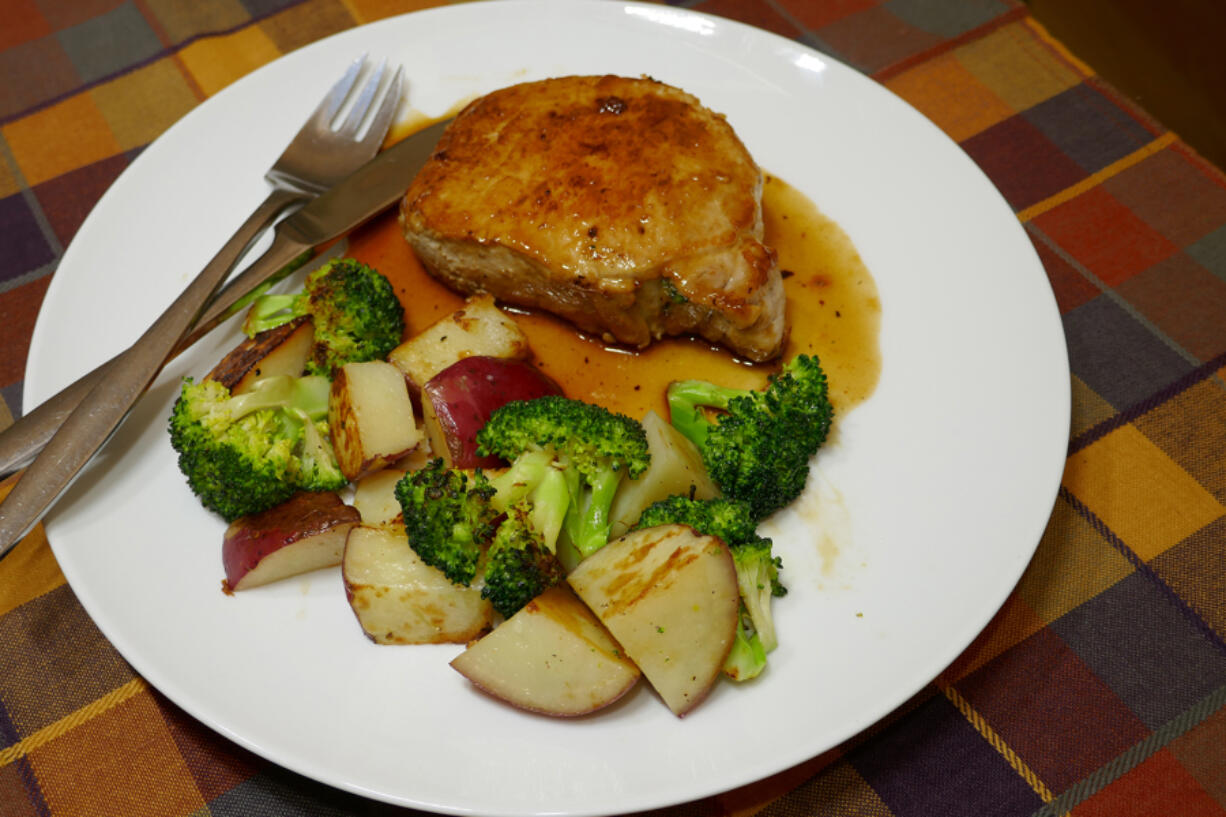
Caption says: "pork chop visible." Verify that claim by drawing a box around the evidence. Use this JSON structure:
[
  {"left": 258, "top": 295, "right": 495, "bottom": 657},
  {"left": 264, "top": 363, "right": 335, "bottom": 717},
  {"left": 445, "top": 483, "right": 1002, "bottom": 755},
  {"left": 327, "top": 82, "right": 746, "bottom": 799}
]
[{"left": 400, "top": 75, "right": 787, "bottom": 362}]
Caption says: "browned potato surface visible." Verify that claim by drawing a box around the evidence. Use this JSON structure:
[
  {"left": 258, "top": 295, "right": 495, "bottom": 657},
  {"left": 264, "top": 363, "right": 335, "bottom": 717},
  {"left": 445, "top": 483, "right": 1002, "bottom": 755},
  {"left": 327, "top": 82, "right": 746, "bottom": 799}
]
[
  {"left": 207, "top": 317, "right": 314, "bottom": 394},
  {"left": 329, "top": 360, "right": 421, "bottom": 482},
  {"left": 568, "top": 524, "right": 739, "bottom": 716},
  {"left": 450, "top": 585, "right": 641, "bottom": 716},
  {"left": 343, "top": 523, "right": 493, "bottom": 644}
]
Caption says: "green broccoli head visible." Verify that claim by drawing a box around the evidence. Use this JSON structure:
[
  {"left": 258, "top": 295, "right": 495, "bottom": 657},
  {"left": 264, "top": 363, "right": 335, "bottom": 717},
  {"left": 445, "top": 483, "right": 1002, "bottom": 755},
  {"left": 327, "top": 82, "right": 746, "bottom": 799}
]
[
  {"left": 477, "top": 395, "right": 650, "bottom": 482},
  {"left": 480, "top": 505, "right": 567, "bottom": 619},
  {"left": 394, "top": 459, "right": 500, "bottom": 586},
  {"left": 242, "top": 258, "right": 405, "bottom": 376},
  {"left": 168, "top": 376, "right": 347, "bottom": 521},
  {"left": 395, "top": 456, "right": 569, "bottom": 618},
  {"left": 634, "top": 495, "right": 761, "bottom": 547},
  {"left": 667, "top": 354, "right": 833, "bottom": 520},
  {"left": 477, "top": 395, "right": 650, "bottom": 560}
]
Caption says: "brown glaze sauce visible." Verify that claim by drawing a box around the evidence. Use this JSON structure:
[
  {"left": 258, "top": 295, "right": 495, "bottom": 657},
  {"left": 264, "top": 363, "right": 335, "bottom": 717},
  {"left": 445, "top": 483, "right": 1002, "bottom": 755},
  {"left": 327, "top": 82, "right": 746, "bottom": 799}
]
[{"left": 346, "top": 173, "right": 881, "bottom": 420}]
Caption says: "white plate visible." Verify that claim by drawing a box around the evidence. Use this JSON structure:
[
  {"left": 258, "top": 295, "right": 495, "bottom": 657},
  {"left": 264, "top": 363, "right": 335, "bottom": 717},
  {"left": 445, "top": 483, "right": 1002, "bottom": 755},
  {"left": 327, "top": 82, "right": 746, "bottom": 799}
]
[{"left": 25, "top": 2, "right": 1070, "bottom": 814}]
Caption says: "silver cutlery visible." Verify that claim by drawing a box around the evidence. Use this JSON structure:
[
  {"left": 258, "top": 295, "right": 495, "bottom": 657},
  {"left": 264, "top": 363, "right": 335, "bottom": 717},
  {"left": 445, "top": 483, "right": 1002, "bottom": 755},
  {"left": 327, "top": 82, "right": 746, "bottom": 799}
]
[{"left": 0, "top": 56, "right": 402, "bottom": 479}]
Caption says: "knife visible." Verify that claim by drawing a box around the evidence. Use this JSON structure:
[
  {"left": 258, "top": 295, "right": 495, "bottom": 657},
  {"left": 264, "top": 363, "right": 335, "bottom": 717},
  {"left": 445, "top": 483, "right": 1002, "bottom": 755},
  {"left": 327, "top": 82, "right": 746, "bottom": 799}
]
[{"left": 0, "top": 117, "right": 451, "bottom": 553}]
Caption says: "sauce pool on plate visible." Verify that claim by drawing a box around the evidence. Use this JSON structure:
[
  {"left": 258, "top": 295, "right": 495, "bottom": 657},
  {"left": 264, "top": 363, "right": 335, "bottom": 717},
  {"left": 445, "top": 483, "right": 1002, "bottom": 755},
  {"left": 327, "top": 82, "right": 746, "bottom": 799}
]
[{"left": 346, "top": 174, "right": 881, "bottom": 421}]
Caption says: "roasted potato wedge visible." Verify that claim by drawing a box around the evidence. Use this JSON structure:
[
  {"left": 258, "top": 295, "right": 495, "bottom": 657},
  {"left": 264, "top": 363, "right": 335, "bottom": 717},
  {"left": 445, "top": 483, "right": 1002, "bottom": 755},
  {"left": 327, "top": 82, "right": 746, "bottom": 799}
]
[
  {"left": 207, "top": 317, "right": 314, "bottom": 394},
  {"left": 343, "top": 523, "right": 494, "bottom": 644},
  {"left": 451, "top": 585, "right": 640, "bottom": 716},
  {"left": 568, "top": 524, "right": 739, "bottom": 716},
  {"left": 329, "top": 360, "right": 421, "bottom": 482},
  {"left": 387, "top": 294, "right": 531, "bottom": 392}
]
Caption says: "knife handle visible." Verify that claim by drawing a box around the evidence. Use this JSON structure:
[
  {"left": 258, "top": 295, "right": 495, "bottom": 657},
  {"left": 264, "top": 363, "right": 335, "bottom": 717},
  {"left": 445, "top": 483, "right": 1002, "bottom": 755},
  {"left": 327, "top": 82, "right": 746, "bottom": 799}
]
[
  {"left": 0, "top": 205, "right": 310, "bottom": 555},
  {"left": 0, "top": 189, "right": 307, "bottom": 481}
]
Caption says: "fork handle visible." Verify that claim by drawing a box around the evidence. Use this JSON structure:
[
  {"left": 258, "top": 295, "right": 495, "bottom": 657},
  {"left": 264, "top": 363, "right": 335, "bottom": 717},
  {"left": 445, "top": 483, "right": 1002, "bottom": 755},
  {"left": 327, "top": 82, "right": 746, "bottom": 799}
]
[
  {"left": 0, "top": 194, "right": 311, "bottom": 555},
  {"left": 0, "top": 188, "right": 305, "bottom": 481}
]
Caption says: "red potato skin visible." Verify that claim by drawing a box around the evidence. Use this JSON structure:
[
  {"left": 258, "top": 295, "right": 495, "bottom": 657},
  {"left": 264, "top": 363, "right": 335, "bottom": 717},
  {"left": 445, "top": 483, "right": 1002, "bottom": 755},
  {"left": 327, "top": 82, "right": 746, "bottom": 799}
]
[
  {"left": 222, "top": 491, "right": 360, "bottom": 592},
  {"left": 422, "top": 356, "right": 563, "bottom": 468}
]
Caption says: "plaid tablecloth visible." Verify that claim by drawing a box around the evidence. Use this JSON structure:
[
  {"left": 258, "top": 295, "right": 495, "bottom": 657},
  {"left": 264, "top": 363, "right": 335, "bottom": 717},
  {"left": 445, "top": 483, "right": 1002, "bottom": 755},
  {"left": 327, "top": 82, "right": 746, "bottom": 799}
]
[{"left": 3, "top": 0, "right": 1226, "bottom": 815}]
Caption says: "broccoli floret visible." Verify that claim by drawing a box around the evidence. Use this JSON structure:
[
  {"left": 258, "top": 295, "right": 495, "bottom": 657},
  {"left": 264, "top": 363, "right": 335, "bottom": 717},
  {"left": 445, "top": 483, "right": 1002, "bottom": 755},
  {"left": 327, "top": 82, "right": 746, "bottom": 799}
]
[
  {"left": 392, "top": 396, "right": 647, "bottom": 618},
  {"left": 394, "top": 454, "right": 570, "bottom": 619},
  {"left": 481, "top": 505, "right": 567, "bottom": 618},
  {"left": 633, "top": 495, "right": 786, "bottom": 680},
  {"left": 730, "top": 537, "right": 786, "bottom": 653},
  {"left": 242, "top": 258, "right": 404, "bottom": 376},
  {"left": 635, "top": 494, "right": 761, "bottom": 547},
  {"left": 666, "top": 354, "right": 833, "bottom": 520},
  {"left": 394, "top": 459, "right": 499, "bottom": 585},
  {"left": 477, "top": 395, "right": 650, "bottom": 560},
  {"left": 480, "top": 454, "right": 573, "bottom": 616},
  {"left": 168, "top": 375, "right": 347, "bottom": 521}
]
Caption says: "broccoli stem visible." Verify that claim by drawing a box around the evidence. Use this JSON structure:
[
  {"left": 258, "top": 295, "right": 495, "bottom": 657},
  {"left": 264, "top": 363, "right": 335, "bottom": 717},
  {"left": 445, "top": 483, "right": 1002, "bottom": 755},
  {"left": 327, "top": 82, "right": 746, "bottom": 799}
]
[
  {"left": 242, "top": 293, "right": 304, "bottom": 335},
  {"left": 290, "top": 375, "right": 332, "bottom": 421},
  {"left": 489, "top": 451, "right": 574, "bottom": 554},
  {"left": 733, "top": 553, "right": 781, "bottom": 653},
  {"left": 292, "top": 409, "right": 336, "bottom": 477},
  {"left": 488, "top": 450, "right": 554, "bottom": 511},
  {"left": 665, "top": 380, "right": 740, "bottom": 449},
  {"left": 527, "top": 466, "right": 571, "bottom": 552},
  {"left": 570, "top": 467, "right": 623, "bottom": 559},
  {"left": 724, "top": 611, "right": 767, "bottom": 681},
  {"left": 225, "top": 376, "right": 294, "bottom": 419},
  {"left": 224, "top": 374, "right": 331, "bottom": 422},
  {"left": 217, "top": 249, "right": 312, "bottom": 323}
]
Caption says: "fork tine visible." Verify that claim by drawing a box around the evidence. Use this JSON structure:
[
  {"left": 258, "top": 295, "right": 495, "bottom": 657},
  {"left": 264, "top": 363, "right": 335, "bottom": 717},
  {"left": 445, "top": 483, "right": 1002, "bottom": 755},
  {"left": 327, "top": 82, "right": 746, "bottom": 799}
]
[
  {"left": 265, "top": 56, "right": 402, "bottom": 195},
  {"left": 353, "top": 65, "right": 404, "bottom": 149},
  {"left": 336, "top": 59, "right": 389, "bottom": 138},
  {"left": 308, "top": 55, "right": 367, "bottom": 128}
]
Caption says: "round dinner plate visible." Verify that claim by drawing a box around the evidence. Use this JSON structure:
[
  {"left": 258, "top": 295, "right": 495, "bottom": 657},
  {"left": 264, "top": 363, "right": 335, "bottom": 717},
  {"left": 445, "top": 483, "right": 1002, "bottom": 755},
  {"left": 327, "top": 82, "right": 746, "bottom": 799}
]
[{"left": 24, "top": 2, "right": 1071, "bottom": 814}]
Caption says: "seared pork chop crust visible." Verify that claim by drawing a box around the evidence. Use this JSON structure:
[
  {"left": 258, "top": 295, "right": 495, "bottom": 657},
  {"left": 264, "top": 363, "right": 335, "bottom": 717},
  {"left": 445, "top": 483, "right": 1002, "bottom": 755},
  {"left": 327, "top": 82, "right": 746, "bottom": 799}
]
[{"left": 400, "top": 75, "right": 787, "bottom": 362}]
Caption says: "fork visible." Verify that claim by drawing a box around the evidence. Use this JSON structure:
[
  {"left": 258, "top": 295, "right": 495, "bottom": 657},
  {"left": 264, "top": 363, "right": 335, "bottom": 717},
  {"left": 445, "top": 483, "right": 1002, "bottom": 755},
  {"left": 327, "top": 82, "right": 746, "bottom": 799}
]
[
  {"left": 268, "top": 56, "right": 403, "bottom": 196},
  {"left": 0, "top": 57, "right": 403, "bottom": 552},
  {"left": 0, "top": 56, "right": 402, "bottom": 481}
]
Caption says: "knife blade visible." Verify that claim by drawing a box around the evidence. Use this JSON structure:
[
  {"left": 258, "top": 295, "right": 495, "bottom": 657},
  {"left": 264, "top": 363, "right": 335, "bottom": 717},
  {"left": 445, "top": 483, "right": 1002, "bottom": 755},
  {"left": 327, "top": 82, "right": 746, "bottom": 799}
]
[{"left": 0, "top": 117, "right": 450, "bottom": 553}]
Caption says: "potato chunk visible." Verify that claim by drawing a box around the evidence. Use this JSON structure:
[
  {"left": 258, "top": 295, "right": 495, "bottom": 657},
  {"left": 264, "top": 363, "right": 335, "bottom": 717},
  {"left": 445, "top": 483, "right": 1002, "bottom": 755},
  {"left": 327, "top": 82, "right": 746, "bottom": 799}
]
[
  {"left": 343, "top": 523, "right": 494, "bottom": 644},
  {"left": 608, "top": 410, "right": 718, "bottom": 538},
  {"left": 450, "top": 585, "right": 640, "bottom": 716},
  {"left": 420, "top": 356, "right": 563, "bottom": 469},
  {"left": 222, "top": 491, "right": 359, "bottom": 591},
  {"left": 387, "top": 294, "right": 531, "bottom": 392},
  {"left": 207, "top": 317, "right": 314, "bottom": 394},
  {"left": 351, "top": 469, "right": 406, "bottom": 526},
  {"left": 568, "top": 524, "right": 739, "bottom": 716},
  {"left": 329, "top": 360, "right": 421, "bottom": 482}
]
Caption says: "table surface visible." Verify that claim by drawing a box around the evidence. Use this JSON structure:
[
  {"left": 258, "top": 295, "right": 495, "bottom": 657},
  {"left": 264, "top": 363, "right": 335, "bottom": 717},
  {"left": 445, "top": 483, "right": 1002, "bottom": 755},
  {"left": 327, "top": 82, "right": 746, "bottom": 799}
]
[
  {"left": 3, "top": 1, "right": 1226, "bottom": 815},
  {"left": 1026, "top": 0, "right": 1226, "bottom": 175}
]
